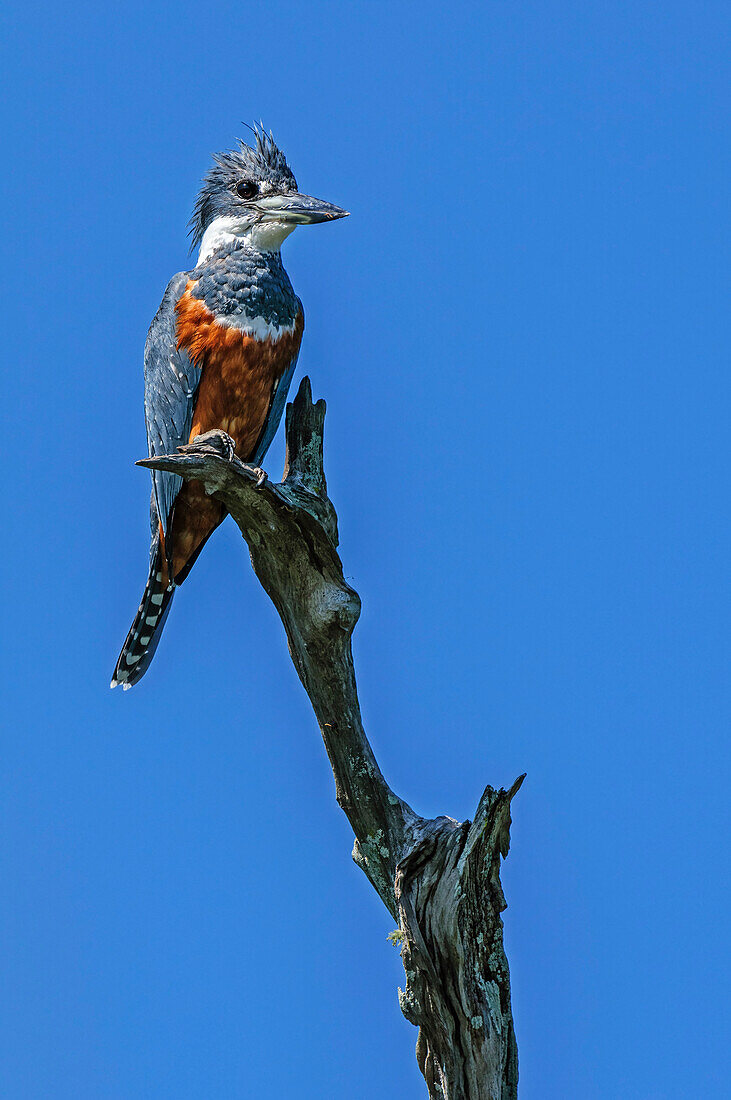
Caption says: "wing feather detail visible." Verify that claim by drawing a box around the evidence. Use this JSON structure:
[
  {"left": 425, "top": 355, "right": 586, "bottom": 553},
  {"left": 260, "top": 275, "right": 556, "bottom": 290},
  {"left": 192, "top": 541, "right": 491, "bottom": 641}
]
[
  {"left": 143, "top": 271, "right": 201, "bottom": 543},
  {"left": 251, "top": 345, "right": 301, "bottom": 467}
]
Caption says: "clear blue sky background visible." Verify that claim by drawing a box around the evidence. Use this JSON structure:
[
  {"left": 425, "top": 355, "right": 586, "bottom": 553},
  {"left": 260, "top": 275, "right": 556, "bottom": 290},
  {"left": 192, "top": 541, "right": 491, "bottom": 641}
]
[{"left": 2, "top": 1, "right": 729, "bottom": 1096}]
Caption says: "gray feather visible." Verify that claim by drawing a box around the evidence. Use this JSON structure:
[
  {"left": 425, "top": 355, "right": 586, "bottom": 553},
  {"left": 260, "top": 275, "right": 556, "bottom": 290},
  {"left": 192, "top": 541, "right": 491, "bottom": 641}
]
[{"left": 143, "top": 270, "right": 201, "bottom": 542}]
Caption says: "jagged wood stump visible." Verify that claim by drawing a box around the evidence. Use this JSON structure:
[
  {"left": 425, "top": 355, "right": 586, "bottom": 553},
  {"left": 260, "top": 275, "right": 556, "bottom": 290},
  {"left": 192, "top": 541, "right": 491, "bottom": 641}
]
[{"left": 139, "top": 377, "right": 523, "bottom": 1100}]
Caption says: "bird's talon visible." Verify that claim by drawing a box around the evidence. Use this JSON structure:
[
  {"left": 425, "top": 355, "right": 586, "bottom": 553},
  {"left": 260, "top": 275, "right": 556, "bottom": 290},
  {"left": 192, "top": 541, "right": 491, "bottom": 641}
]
[
  {"left": 236, "top": 462, "right": 268, "bottom": 487},
  {"left": 185, "top": 430, "right": 236, "bottom": 462}
]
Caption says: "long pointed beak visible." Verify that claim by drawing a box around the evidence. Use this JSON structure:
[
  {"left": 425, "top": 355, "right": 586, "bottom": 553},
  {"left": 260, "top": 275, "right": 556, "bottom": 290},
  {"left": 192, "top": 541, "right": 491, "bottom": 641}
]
[{"left": 255, "top": 192, "right": 349, "bottom": 225}]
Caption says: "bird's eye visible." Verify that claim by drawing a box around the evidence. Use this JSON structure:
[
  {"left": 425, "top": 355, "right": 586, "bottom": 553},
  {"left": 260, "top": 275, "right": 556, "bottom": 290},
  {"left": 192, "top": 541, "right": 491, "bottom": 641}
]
[{"left": 236, "top": 180, "right": 258, "bottom": 200}]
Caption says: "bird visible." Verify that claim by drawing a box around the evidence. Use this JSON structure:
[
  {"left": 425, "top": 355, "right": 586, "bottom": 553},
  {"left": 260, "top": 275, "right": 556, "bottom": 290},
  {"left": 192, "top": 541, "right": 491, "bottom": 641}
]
[{"left": 111, "top": 128, "right": 348, "bottom": 689}]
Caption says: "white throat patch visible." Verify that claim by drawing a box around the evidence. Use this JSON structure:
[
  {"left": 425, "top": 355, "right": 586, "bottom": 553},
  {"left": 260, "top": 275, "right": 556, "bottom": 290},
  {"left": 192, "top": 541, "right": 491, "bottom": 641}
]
[{"left": 196, "top": 215, "right": 296, "bottom": 265}]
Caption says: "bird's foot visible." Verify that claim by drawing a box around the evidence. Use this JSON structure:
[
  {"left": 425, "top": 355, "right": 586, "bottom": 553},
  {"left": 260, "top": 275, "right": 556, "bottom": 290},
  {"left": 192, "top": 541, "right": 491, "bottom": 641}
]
[
  {"left": 179, "top": 433, "right": 266, "bottom": 487},
  {"left": 183, "top": 430, "right": 236, "bottom": 462}
]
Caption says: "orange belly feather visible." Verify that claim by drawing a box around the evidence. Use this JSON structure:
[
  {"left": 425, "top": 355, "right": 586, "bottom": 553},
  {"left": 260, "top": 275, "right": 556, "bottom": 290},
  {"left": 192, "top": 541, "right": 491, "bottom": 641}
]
[{"left": 161, "top": 282, "right": 303, "bottom": 582}]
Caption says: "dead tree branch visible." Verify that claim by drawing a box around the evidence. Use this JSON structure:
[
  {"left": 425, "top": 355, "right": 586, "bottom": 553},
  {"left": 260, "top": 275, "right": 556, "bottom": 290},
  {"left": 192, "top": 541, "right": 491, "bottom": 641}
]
[{"left": 139, "top": 377, "right": 523, "bottom": 1099}]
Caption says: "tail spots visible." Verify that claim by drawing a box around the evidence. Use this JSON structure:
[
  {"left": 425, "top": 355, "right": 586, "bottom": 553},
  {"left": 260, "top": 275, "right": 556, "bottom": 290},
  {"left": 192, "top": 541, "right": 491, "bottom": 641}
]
[{"left": 111, "top": 544, "right": 175, "bottom": 690}]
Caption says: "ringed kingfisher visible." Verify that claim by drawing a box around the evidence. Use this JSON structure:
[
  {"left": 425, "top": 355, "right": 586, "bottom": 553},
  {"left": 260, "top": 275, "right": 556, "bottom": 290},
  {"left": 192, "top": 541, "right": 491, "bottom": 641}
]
[{"left": 111, "top": 128, "right": 348, "bottom": 689}]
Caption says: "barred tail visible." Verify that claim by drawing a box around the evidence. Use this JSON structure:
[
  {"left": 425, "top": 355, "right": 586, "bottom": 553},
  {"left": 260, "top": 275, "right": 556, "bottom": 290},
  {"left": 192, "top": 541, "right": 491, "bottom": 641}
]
[{"left": 111, "top": 541, "right": 174, "bottom": 690}]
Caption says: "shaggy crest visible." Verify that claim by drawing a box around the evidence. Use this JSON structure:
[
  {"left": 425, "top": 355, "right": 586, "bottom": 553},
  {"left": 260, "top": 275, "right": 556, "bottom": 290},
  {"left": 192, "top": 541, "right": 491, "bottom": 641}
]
[{"left": 189, "top": 125, "right": 298, "bottom": 249}]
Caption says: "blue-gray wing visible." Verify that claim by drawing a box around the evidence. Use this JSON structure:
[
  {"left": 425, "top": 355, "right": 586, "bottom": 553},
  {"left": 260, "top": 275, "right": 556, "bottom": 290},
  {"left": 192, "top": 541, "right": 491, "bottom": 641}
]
[
  {"left": 251, "top": 304, "right": 304, "bottom": 467},
  {"left": 251, "top": 355, "right": 299, "bottom": 468},
  {"left": 143, "top": 270, "right": 201, "bottom": 539}
]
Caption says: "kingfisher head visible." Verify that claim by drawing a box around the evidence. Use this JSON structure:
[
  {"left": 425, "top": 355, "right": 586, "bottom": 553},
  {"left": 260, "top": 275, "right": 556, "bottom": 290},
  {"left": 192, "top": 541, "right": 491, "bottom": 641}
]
[{"left": 190, "top": 126, "right": 348, "bottom": 262}]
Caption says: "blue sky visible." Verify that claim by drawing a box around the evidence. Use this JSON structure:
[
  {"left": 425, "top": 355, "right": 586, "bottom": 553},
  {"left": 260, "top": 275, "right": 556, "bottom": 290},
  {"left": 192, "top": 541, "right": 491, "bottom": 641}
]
[{"left": 2, "top": 1, "right": 729, "bottom": 1096}]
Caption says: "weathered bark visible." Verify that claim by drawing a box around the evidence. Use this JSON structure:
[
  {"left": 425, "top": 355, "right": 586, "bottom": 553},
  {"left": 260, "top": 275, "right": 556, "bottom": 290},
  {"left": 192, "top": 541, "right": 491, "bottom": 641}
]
[{"left": 139, "top": 377, "right": 523, "bottom": 1099}]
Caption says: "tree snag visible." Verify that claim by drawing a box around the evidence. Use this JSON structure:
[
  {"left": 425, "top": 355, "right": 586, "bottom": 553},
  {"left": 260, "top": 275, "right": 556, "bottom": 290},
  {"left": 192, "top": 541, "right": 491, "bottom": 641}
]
[{"left": 139, "top": 377, "right": 523, "bottom": 1099}]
